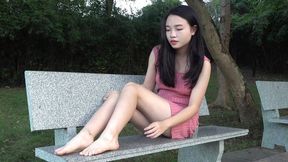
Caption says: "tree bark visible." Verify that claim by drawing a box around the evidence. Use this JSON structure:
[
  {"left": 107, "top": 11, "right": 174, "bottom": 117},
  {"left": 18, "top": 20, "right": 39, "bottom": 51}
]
[
  {"left": 185, "top": 0, "right": 258, "bottom": 124},
  {"left": 209, "top": 0, "right": 232, "bottom": 110},
  {"left": 106, "top": 0, "right": 114, "bottom": 16},
  {"left": 210, "top": 68, "right": 232, "bottom": 110}
]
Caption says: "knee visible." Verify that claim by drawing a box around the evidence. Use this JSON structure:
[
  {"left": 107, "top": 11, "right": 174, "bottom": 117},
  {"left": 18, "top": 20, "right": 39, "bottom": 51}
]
[
  {"left": 122, "top": 82, "right": 139, "bottom": 93},
  {"left": 109, "top": 90, "right": 119, "bottom": 98},
  {"left": 124, "top": 82, "right": 138, "bottom": 89}
]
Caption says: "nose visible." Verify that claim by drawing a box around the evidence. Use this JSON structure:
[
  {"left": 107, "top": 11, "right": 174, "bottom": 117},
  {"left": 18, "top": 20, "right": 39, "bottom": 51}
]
[{"left": 169, "top": 29, "right": 176, "bottom": 38}]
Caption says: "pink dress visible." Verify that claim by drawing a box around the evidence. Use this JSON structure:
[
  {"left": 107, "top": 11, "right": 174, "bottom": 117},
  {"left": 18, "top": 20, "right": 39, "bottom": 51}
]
[{"left": 153, "top": 46, "right": 209, "bottom": 139}]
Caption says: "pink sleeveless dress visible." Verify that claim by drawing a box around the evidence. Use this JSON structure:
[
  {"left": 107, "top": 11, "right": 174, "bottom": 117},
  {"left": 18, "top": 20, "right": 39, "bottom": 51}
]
[{"left": 153, "top": 46, "right": 209, "bottom": 139}]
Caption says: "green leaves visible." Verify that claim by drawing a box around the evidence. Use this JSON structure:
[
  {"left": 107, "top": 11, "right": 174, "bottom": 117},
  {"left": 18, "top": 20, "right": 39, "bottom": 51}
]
[
  {"left": 232, "top": 0, "right": 288, "bottom": 45},
  {"left": 0, "top": 0, "right": 190, "bottom": 86},
  {"left": 231, "top": 0, "right": 288, "bottom": 72}
]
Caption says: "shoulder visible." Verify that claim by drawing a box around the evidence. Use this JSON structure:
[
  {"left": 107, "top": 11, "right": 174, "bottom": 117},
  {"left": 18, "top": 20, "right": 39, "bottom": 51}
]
[
  {"left": 150, "top": 45, "right": 161, "bottom": 63},
  {"left": 152, "top": 45, "right": 161, "bottom": 55},
  {"left": 204, "top": 55, "right": 211, "bottom": 62},
  {"left": 202, "top": 56, "right": 211, "bottom": 72},
  {"left": 201, "top": 55, "right": 211, "bottom": 72}
]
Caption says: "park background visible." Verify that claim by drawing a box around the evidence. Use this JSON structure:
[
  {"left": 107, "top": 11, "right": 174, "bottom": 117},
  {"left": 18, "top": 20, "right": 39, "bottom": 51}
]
[{"left": 0, "top": 0, "right": 287, "bottom": 161}]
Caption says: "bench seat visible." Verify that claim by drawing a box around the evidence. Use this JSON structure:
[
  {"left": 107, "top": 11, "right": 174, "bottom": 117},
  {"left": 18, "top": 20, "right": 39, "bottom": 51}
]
[
  {"left": 25, "top": 71, "right": 249, "bottom": 162},
  {"left": 36, "top": 126, "right": 248, "bottom": 162}
]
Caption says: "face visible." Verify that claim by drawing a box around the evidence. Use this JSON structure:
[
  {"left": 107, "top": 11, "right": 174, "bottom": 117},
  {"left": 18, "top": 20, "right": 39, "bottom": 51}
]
[{"left": 165, "top": 15, "right": 196, "bottom": 50}]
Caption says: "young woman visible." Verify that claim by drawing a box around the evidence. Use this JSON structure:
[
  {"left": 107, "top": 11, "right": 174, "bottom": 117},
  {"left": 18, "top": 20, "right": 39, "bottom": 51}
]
[{"left": 55, "top": 5, "right": 211, "bottom": 156}]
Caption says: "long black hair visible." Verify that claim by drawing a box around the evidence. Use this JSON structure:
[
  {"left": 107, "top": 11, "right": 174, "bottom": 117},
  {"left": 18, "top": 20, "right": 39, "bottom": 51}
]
[{"left": 157, "top": 5, "right": 205, "bottom": 88}]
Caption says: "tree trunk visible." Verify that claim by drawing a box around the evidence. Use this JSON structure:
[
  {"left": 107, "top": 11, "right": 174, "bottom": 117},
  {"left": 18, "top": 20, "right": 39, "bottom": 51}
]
[
  {"left": 185, "top": 0, "right": 258, "bottom": 124},
  {"left": 106, "top": 0, "right": 114, "bottom": 16},
  {"left": 210, "top": 68, "right": 232, "bottom": 110},
  {"left": 209, "top": 0, "right": 232, "bottom": 110}
]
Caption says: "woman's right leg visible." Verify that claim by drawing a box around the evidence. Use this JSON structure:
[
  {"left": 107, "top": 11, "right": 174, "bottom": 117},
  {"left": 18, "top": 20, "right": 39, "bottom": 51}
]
[
  {"left": 55, "top": 91, "right": 120, "bottom": 155},
  {"left": 80, "top": 83, "right": 172, "bottom": 156},
  {"left": 130, "top": 109, "right": 151, "bottom": 132},
  {"left": 55, "top": 88, "right": 154, "bottom": 156}
]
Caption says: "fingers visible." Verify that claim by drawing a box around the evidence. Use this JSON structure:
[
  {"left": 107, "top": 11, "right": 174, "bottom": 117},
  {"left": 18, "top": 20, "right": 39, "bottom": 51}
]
[
  {"left": 144, "top": 123, "right": 162, "bottom": 138},
  {"left": 146, "top": 131, "right": 161, "bottom": 138},
  {"left": 144, "top": 126, "right": 157, "bottom": 135},
  {"left": 144, "top": 123, "right": 154, "bottom": 131}
]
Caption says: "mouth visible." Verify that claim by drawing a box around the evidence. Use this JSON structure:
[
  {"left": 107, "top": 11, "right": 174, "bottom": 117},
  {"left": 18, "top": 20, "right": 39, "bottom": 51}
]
[{"left": 170, "top": 40, "right": 178, "bottom": 45}]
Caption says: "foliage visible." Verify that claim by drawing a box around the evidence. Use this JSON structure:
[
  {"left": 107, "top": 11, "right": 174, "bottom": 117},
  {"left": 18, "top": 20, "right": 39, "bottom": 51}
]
[
  {"left": 203, "top": 0, "right": 288, "bottom": 74},
  {"left": 0, "top": 0, "right": 287, "bottom": 86},
  {"left": 206, "top": 0, "right": 221, "bottom": 26},
  {"left": 0, "top": 0, "right": 181, "bottom": 86},
  {"left": 231, "top": 0, "right": 288, "bottom": 73}
]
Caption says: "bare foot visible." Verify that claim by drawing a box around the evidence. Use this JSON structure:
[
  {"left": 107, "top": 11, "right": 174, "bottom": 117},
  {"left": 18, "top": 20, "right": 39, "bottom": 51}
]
[
  {"left": 54, "top": 129, "right": 94, "bottom": 155},
  {"left": 79, "top": 135, "right": 119, "bottom": 156}
]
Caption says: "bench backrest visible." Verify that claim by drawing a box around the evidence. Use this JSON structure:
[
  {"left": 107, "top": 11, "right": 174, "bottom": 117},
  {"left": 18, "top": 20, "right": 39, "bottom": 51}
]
[
  {"left": 25, "top": 71, "right": 209, "bottom": 132},
  {"left": 256, "top": 81, "right": 288, "bottom": 111}
]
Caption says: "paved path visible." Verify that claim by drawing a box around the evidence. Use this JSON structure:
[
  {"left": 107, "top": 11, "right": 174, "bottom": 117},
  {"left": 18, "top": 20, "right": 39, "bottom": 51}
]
[{"left": 222, "top": 147, "right": 287, "bottom": 162}]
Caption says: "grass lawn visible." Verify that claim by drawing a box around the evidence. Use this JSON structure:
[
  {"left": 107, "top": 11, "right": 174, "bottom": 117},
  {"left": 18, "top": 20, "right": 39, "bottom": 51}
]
[{"left": 1, "top": 70, "right": 286, "bottom": 162}]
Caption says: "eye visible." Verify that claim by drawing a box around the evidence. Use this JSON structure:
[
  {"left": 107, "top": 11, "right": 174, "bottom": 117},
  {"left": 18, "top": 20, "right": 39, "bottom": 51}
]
[
  {"left": 176, "top": 28, "right": 183, "bottom": 31},
  {"left": 165, "top": 28, "right": 170, "bottom": 32}
]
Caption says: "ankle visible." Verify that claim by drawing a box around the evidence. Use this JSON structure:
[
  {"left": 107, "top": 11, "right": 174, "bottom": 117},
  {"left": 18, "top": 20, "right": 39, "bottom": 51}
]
[
  {"left": 80, "top": 128, "right": 94, "bottom": 139},
  {"left": 100, "top": 131, "right": 118, "bottom": 141}
]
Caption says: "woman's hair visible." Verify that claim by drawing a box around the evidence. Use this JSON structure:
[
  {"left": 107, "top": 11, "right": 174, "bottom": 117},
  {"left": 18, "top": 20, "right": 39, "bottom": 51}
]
[{"left": 157, "top": 5, "right": 205, "bottom": 88}]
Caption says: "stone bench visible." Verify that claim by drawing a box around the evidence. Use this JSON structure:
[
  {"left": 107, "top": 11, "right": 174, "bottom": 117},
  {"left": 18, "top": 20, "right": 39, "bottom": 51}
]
[
  {"left": 256, "top": 81, "right": 288, "bottom": 151},
  {"left": 25, "top": 71, "right": 249, "bottom": 162}
]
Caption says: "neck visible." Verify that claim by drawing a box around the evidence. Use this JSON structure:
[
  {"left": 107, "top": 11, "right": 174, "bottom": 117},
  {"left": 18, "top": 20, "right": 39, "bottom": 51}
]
[
  {"left": 175, "top": 45, "right": 190, "bottom": 73},
  {"left": 176, "top": 45, "right": 189, "bottom": 57}
]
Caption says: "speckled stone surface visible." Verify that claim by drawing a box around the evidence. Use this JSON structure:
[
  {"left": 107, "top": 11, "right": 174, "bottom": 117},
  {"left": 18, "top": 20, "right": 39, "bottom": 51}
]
[
  {"left": 25, "top": 71, "right": 144, "bottom": 131},
  {"left": 25, "top": 71, "right": 248, "bottom": 162},
  {"left": 25, "top": 71, "right": 209, "bottom": 131},
  {"left": 256, "top": 81, "right": 288, "bottom": 151},
  {"left": 178, "top": 140, "right": 224, "bottom": 162},
  {"left": 35, "top": 126, "right": 248, "bottom": 162},
  {"left": 256, "top": 81, "right": 288, "bottom": 111},
  {"left": 255, "top": 152, "right": 288, "bottom": 162}
]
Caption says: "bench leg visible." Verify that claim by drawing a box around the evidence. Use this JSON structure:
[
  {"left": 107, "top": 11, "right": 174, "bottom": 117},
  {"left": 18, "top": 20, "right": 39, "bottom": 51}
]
[
  {"left": 261, "top": 121, "right": 288, "bottom": 150},
  {"left": 54, "top": 127, "right": 77, "bottom": 146},
  {"left": 178, "top": 140, "right": 224, "bottom": 162},
  {"left": 261, "top": 131, "right": 275, "bottom": 149}
]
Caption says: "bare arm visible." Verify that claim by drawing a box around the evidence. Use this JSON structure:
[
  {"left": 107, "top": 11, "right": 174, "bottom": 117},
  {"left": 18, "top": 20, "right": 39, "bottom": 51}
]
[
  {"left": 142, "top": 49, "right": 156, "bottom": 91},
  {"left": 163, "top": 59, "right": 211, "bottom": 128},
  {"left": 144, "top": 59, "right": 211, "bottom": 138}
]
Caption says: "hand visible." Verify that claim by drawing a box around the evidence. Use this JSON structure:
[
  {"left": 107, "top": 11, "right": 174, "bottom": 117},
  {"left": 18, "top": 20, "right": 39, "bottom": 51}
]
[{"left": 144, "top": 121, "right": 168, "bottom": 139}]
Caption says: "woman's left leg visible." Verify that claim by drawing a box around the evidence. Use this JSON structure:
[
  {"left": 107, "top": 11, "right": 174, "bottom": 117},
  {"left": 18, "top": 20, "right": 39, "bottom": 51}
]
[
  {"left": 80, "top": 82, "right": 172, "bottom": 156},
  {"left": 55, "top": 91, "right": 120, "bottom": 155}
]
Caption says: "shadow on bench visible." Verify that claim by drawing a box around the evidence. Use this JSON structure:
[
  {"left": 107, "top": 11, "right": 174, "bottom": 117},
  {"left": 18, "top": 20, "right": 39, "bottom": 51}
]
[{"left": 25, "top": 71, "right": 249, "bottom": 162}]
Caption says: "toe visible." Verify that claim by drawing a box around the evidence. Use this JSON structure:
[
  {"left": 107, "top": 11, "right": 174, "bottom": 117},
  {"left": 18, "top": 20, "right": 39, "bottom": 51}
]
[
  {"left": 55, "top": 149, "right": 64, "bottom": 155},
  {"left": 80, "top": 149, "right": 87, "bottom": 156},
  {"left": 55, "top": 147, "right": 63, "bottom": 153}
]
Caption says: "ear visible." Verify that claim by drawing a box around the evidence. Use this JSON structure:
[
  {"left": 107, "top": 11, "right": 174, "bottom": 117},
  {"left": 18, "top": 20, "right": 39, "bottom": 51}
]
[{"left": 190, "top": 25, "right": 197, "bottom": 36}]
